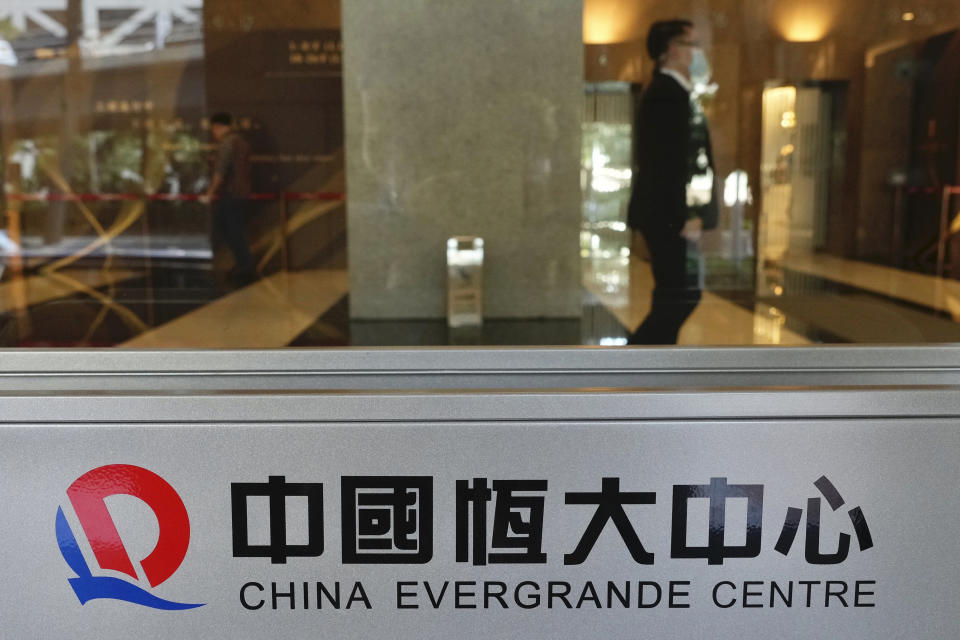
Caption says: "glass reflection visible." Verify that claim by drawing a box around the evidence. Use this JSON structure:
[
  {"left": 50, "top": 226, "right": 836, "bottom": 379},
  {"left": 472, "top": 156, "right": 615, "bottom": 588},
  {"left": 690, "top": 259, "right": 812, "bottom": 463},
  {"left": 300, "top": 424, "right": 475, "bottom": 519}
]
[{"left": 0, "top": 0, "right": 958, "bottom": 347}]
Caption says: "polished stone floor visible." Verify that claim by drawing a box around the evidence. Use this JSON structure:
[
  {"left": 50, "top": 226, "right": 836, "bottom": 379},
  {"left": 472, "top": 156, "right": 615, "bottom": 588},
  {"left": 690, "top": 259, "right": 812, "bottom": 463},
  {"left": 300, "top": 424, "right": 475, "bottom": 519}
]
[{"left": 2, "top": 249, "right": 960, "bottom": 347}]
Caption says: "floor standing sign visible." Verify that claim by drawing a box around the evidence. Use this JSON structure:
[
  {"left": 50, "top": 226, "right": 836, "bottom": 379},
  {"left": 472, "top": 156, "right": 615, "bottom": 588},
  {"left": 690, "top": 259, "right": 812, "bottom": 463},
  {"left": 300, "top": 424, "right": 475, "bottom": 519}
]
[{"left": 0, "top": 353, "right": 958, "bottom": 639}]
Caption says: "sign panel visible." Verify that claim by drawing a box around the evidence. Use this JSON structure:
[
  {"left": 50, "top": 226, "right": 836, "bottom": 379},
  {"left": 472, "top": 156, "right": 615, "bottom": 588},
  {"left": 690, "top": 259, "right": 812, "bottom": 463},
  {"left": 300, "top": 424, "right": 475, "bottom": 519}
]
[{"left": 1, "top": 389, "right": 958, "bottom": 638}]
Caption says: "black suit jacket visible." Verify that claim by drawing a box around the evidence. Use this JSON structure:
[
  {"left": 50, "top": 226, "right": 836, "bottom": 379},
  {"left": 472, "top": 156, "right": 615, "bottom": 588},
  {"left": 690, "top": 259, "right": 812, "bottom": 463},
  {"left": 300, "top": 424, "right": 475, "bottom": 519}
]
[{"left": 628, "top": 72, "right": 715, "bottom": 236}]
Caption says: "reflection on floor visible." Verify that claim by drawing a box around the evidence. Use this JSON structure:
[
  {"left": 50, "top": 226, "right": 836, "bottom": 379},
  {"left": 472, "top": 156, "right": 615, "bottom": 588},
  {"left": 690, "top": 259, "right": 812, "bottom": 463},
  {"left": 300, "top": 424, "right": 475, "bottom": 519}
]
[
  {"left": 0, "top": 268, "right": 136, "bottom": 314},
  {"left": 779, "top": 252, "right": 960, "bottom": 320},
  {"left": 583, "top": 255, "right": 810, "bottom": 345},
  {"left": 0, "top": 266, "right": 232, "bottom": 347},
  {"left": 123, "top": 270, "right": 348, "bottom": 348},
  {"left": 754, "top": 266, "right": 960, "bottom": 343},
  {"left": 3, "top": 250, "right": 960, "bottom": 346}
]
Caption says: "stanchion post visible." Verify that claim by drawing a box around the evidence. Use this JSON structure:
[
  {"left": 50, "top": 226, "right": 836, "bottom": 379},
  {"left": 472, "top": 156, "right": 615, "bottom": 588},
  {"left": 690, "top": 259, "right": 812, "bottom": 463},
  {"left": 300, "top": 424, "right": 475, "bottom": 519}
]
[
  {"left": 936, "top": 186, "right": 951, "bottom": 279},
  {"left": 891, "top": 185, "right": 904, "bottom": 268},
  {"left": 280, "top": 193, "right": 289, "bottom": 273},
  {"left": 141, "top": 194, "right": 156, "bottom": 326}
]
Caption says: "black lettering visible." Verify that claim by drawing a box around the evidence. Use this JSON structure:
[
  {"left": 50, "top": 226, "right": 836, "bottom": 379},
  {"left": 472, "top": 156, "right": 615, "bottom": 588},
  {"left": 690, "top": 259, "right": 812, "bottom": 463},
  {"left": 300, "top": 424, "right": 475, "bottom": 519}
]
[
  {"left": 799, "top": 580, "right": 820, "bottom": 607},
  {"left": 805, "top": 498, "right": 851, "bottom": 565},
  {"left": 638, "top": 582, "right": 662, "bottom": 608},
  {"left": 515, "top": 581, "right": 541, "bottom": 609},
  {"left": 668, "top": 581, "right": 691, "bottom": 608},
  {"left": 488, "top": 480, "right": 548, "bottom": 564},
  {"left": 742, "top": 581, "right": 763, "bottom": 608},
  {"left": 713, "top": 581, "right": 736, "bottom": 608},
  {"left": 548, "top": 581, "right": 573, "bottom": 608},
  {"left": 424, "top": 581, "right": 448, "bottom": 608},
  {"left": 347, "top": 582, "right": 371, "bottom": 609},
  {"left": 484, "top": 581, "right": 509, "bottom": 609},
  {"left": 565, "top": 478, "right": 656, "bottom": 565},
  {"left": 272, "top": 582, "right": 296, "bottom": 610},
  {"left": 825, "top": 581, "right": 849, "bottom": 607},
  {"left": 576, "top": 582, "right": 602, "bottom": 609},
  {"left": 342, "top": 476, "right": 433, "bottom": 564},
  {"left": 397, "top": 581, "right": 419, "bottom": 609},
  {"left": 455, "top": 581, "right": 477, "bottom": 609},
  {"left": 776, "top": 477, "right": 873, "bottom": 561},
  {"left": 232, "top": 476, "right": 324, "bottom": 564},
  {"left": 457, "top": 479, "right": 489, "bottom": 565},
  {"left": 240, "top": 582, "right": 264, "bottom": 610},
  {"left": 770, "top": 580, "right": 793, "bottom": 607},
  {"left": 854, "top": 580, "right": 876, "bottom": 607},
  {"left": 671, "top": 478, "right": 764, "bottom": 565},
  {"left": 457, "top": 479, "right": 548, "bottom": 565},
  {"left": 317, "top": 582, "right": 340, "bottom": 608},
  {"left": 607, "top": 582, "right": 630, "bottom": 608}
]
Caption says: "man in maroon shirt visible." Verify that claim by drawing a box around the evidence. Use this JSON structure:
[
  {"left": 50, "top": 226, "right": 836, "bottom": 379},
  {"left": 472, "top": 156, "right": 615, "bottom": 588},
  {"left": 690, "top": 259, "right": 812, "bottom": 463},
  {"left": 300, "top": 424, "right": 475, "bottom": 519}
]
[{"left": 204, "top": 112, "right": 255, "bottom": 283}]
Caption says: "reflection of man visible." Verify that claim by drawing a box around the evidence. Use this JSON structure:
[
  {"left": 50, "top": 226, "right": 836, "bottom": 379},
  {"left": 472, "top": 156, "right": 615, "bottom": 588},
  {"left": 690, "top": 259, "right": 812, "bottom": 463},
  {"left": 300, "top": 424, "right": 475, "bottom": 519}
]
[
  {"left": 627, "top": 20, "right": 716, "bottom": 345},
  {"left": 204, "top": 112, "right": 254, "bottom": 283}
]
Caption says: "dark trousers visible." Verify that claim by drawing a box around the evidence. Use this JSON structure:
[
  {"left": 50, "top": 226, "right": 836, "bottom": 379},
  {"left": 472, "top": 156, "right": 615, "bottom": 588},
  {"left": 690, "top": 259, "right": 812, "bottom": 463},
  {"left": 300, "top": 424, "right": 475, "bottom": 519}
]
[
  {"left": 628, "top": 232, "right": 701, "bottom": 345},
  {"left": 211, "top": 197, "right": 254, "bottom": 277}
]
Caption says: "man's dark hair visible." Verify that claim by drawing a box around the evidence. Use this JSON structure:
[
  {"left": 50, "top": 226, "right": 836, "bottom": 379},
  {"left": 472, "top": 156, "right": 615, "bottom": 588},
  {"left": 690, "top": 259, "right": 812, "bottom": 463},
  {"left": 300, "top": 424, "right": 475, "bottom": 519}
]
[
  {"left": 646, "top": 20, "right": 693, "bottom": 64},
  {"left": 210, "top": 112, "right": 233, "bottom": 127}
]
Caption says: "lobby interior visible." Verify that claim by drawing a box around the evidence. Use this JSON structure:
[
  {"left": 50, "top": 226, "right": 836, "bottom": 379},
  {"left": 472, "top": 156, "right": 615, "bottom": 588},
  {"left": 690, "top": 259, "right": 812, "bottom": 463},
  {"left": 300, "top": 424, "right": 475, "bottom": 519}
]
[{"left": 1, "top": 0, "right": 959, "bottom": 347}]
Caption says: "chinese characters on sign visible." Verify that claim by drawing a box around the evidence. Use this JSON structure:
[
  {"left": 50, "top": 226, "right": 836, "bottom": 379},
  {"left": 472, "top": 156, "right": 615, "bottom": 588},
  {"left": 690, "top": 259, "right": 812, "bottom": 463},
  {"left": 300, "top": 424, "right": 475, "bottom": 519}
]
[
  {"left": 232, "top": 476, "right": 324, "bottom": 564},
  {"left": 775, "top": 475, "right": 875, "bottom": 564},
  {"left": 342, "top": 477, "right": 432, "bottom": 564},
  {"left": 457, "top": 478, "right": 548, "bottom": 565},
  {"left": 231, "top": 475, "right": 872, "bottom": 567}
]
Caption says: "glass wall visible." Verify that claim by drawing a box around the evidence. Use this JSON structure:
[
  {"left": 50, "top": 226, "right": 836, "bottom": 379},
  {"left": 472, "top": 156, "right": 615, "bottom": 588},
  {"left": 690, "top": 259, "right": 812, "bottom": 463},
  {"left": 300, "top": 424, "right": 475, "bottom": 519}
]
[{"left": 1, "top": 0, "right": 959, "bottom": 347}]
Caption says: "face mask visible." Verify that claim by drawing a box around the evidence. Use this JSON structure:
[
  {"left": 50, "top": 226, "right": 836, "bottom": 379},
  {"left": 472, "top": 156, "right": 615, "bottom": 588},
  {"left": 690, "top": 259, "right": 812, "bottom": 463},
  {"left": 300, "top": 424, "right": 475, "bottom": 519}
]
[{"left": 689, "top": 48, "right": 711, "bottom": 86}]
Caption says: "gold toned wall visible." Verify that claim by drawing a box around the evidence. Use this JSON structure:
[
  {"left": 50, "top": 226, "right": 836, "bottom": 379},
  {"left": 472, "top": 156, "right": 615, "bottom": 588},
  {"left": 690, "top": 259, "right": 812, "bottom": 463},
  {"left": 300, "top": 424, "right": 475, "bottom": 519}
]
[
  {"left": 202, "top": 0, "right": 345, "bottom": 270},
  {"left": 205, "top": 0, "right": 340, "bottom": 30},
  {"left": 583, "top": 0, "right": 647, "bottom": 44}
]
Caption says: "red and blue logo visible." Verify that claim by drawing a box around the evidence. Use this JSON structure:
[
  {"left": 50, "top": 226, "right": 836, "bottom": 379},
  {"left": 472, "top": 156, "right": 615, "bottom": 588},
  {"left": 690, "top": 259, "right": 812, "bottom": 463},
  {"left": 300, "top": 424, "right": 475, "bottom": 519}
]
[{"left": 55, "top": 464, "right": 204, "bottom": 610}]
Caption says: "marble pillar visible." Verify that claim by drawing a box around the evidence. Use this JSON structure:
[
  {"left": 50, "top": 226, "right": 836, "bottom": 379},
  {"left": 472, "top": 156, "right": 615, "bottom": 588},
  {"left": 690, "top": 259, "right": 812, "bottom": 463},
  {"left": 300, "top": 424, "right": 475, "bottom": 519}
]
[{"left": 343, "top": 0, "right": 583, "bottom": 319}]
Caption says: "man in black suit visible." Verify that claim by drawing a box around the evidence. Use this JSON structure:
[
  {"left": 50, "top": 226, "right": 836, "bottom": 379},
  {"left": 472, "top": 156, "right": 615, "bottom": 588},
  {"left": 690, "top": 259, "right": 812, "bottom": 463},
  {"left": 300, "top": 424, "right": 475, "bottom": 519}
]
[{"left": 627, "top": 20, "right": 716, "bottom": 345}]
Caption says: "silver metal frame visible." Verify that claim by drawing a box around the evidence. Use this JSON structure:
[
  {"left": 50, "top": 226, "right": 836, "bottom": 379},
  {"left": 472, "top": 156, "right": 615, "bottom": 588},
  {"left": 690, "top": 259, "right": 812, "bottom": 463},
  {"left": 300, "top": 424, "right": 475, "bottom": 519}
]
[
  {"left": 1, "top": 387, "right": 957, "bottom": 423},
  {"left": 1, "top": 345, "right": 959, "bottom": 390}
]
